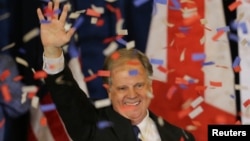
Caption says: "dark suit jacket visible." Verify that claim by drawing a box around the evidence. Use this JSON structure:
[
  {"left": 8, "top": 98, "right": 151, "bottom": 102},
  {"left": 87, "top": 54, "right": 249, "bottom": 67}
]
[{"left": 45, "top": 66, "right": 196, "bottom": 141}]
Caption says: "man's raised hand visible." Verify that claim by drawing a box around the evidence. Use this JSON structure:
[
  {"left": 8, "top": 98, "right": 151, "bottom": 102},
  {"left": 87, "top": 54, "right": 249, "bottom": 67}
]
[{"left": 37, "top": 0, "right": 75, "bottom": 58}]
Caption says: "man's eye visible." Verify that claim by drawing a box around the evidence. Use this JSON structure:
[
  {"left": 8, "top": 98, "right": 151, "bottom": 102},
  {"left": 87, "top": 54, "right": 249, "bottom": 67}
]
[
  {"left": 118, "top": 87, "right": 127, "bottom": 91},
  {"left": 135, "top": 83, "right": 144, "bottom": 89}
]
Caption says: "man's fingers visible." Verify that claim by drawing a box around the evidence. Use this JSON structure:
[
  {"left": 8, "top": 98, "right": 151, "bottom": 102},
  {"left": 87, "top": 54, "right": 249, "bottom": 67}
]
[
  {"left": 53, "top": 0, "right": 60, "bottom": 19},
  {"left": 37, "top": 8, "right": 45, "bottom": 21},
  {"left": 59, "top": 5, "right": 69, "bottom": 23}
]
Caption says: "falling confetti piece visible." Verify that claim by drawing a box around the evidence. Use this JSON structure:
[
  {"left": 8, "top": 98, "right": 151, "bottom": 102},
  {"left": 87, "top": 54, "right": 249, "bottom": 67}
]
[
  {"left": 191, "top": 96, "right": 203, "bottom": 108},
  {"left": 166, "top": 85, "right": 177, "bottom": 99},
  {"left": 0, "top": 69, "right": 10, "bottom": 81},
  {"left": 1, "top": 84, "right": 12, "bottom": 102},
  {"left": 97, "top": 120, "right": 113, "bottom": 129},
  {"left": 94, "top": 98, "right": 111, "bottom": 108},
  {"left": 86, "top": 8, "right": 101, "bottom": 17},
  {"left": 34, "top": 70, "right": 48, "bottom": 80},
  {"left": 97, "top": 70, "right": 110, "bottom": 77},
  {"left": 40, "top": 116, "right": 47, "bottom": 126},
  {"left": 129, "top": 69, "right": 138, "bottom": 76},
  {"left": 188, "top": 106, "right": 203, "bottom": 119}
]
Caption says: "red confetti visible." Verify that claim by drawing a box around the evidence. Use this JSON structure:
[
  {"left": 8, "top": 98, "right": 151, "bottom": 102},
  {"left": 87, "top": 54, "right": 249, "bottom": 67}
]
[
  {"left": 212, "top": 30, "right": 224, "bottom": 41},
  {"left": 106, "top": 4, "right": 116, "bottom": 12},
  {"left": 1, "top": 84, "right": 12, "bottom": 102},
  {"left": 33, "top": 70, "right": 48, "bottom": 80},
  {"left": 84, "top": 74, "right": 98, "bottom": 82},
  {"left": 97, "top": 70, "right": 110, "bottom": 77},
  {"left": 209, "top": 81, "right": 222, "bottom": 87},
  {"left": 111, "top": 52, "right": 120, "bottom": 60},
  {"left": 233, "top": 65, "right": 241, "bottom": 72},
  {"left": 0, "top": 118, "right": 5, "bottom": 128},
  {"left": 228, "top": 1, "right": 242, "bottom": 11},
  {"left": 86, "top": 8, "right": 101, "bottom": 17},
  {"left": 40, "top": 116, "right": 47, "bottom": 126},
  {"left": 96, "top": 18, "right": 105, "bottom": 26},
  {"left": 114, "top": 8, "right": 122, "bottom": 20},
  {"left": 28, "top": 92, "right": 36, "bottom": 99},
  {"left": 0, "top": 69, "right": 10, "bottom": 81},
  {"left": 243, "top": 99, "right": 250, "bottom": 107},
  {"left": 13, "top": 75, "right": 23, "bottom": 81}
]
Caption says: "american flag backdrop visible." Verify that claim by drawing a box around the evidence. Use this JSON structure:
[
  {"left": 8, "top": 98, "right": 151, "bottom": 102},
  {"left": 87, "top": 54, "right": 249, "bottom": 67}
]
[{"left": 146, "top": 0, "right": 250, "bottom": 141}]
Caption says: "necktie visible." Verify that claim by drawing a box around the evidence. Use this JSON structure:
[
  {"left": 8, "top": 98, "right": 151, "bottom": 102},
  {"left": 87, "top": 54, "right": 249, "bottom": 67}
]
[{"left": 132, "top": 125, "right": 142, "bottom": 141}]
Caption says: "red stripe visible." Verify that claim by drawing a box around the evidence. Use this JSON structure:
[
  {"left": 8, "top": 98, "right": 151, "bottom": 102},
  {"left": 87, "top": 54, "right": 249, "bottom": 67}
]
[
  {"left": 40, "top": 93, "right": 71, "bottom": 141},
  {"left": 27, "top": 124, "right": 38, "bottom": 141}
]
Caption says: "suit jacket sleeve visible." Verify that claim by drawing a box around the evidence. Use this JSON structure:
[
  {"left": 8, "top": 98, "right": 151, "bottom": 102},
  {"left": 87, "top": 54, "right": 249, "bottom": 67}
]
[{"left": 45, "top": 66, "right": 97, "bottom": 141}]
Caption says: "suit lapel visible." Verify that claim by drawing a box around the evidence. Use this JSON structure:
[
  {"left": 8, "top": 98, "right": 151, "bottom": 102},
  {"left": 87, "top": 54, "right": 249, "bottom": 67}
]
[{"left": 105, "top": 107, "right": 137, "bottom": 141}]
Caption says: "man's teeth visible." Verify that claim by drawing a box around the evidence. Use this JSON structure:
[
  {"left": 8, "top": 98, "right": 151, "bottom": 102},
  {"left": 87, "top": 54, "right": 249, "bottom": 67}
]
[{"left": 125, "top": 101, "right": 140, "bottom": 105}]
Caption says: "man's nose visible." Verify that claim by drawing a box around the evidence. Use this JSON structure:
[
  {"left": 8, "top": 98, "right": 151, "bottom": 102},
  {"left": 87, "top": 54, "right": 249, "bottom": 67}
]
[{"left": 127, "top": 88, "right": 137, "bottom": 98}]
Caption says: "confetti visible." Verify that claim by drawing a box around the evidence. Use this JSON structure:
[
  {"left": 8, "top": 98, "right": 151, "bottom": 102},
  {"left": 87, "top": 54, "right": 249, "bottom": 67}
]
[
  {"left": 15, "top": 57, "right": 29, "bottom": 67},
  {"left": 228, "top": 1, "right": 242, "bottom": 11},
  {"left": 91, "top": 4, "right": 104, "bottom": 14},
  {"left": 31, "top": 96, "right": 39, "bottom": 108},
  {"left": 133, "top": 0, "right": 150, "bottom": 7},
  {"left": 209, "top": 81, "right": 222, "bottom": 87},
  {"left": 191, "top": 96, "right": 203, "bottom": 108},
  {"left": 103, "top": 41, "right": 118, "bottom": 56},
  {"left": 166, "top": 85, "right": 177, "bottom": 99},
  {"left": 40, "top": 116, "right": 47, "bottom": 126},
  {"left": 23, "top": 28, "right": 40, "bottom": 42},
  {"left": 1, "top": 42, "right": 15, "bottom": 52},
  {"left": 40, "top": 103, "right": 56, "bottom": 112},
  {"left": 94, "top": 98, "right": 111, "bottom": 108},
  {"left": 191, "top": 53, "right": 206, "bottom": 61},
  {"left": 33, "top": 70, "right": 48, "bottom": 80},
  {"left": 1, "top": 84, "right": 12, "bottom": 102},
  {"left": 188, "top": 106, "right": 203, "bottom": 119},
  {"left": 86, "top": 8, "right": 101, "bottom": 17},
  {"left": 150, "top": 58, "right": 164, "bottom": 65},
  {"left": 243, "top": 99, "right": 250, "bottom": 108},
  {"left": 97, "top": 120, "right": 113, "bottom": 129},
  {"left": 212, "top": 30, "right": 224, "bottom": 41},
  {"left": 0, "top": 69, "right": 10, "bottom": 81},
  {"left": 73, "top": 16, "right": 84, "bottom": 29},
  {"left": 97, "top": 70, "right": 110, "bottom": 77},
  {"left": 129, "top": 69, "right": 138, "bottom": 76}
]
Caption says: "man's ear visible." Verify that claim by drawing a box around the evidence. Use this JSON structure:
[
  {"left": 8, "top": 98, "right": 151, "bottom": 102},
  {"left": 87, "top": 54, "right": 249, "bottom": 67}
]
[{"left": 103, "top": 83, "right": 111, "bottom": 96}]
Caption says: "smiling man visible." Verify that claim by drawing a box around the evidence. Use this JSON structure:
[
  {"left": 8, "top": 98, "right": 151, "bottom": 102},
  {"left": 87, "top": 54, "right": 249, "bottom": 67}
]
[{"left": 38, "top": 1, "right": 195, "bottom": 141}]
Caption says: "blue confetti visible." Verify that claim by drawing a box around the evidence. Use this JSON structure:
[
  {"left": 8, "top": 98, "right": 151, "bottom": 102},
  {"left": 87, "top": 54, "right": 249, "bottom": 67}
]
[
  {"left": 129, "top": 69, "right": 138, "bottom": 76},
  {"left": 239, "top": 22, "right": 248, "bottom": 34},
  {"left": 97, "top": 120, "right": 113, "bottom": 129},
  {"left": 116, "top": 38, "right": 127, "bottom": 46},
  {"left": 40, "top": 19, "right": 51, "bottom": 24},
  {"left": 203, "top": 61, "right": 215, "bottom": 66},
  {"left": 73, "top": 16, "right": 84, "bottom": 29},
  {"left": 133, "top": 0, "right": 150, "bottom": 7},
  {"left": 229, "top": 33, "right": 238, "bottom": 42},
  {"left": 171, "top": 0, "right": 181, "bottom": 9},
  {"left": 40, "top": 103, "right": 56, "bottom": 112},
  {"left": 68, "top": 41, "right": 79, "bottom": 58},
  {"left": 154, "top": 0, "right": 167, "bottom": 4},
  {"left": 191, "top": 53, "right": 206, "bottom": 61},
  {"left": 232, "top": 56, "right": 241, "bottom": 67},
  {"left": 216, "top": 26, "right": 230, "bottom": 32},
  {"left": 150, "top": 58, "right": 164, "bottom": 65}
]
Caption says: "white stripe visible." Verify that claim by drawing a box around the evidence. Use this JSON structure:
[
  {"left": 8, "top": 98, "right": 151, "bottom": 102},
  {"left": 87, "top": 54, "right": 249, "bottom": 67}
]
[
  {"left": 30, "top": 107, "right": 55, "bottom": 141},
  {"left": 203, "top": 0, "right": 236, "bottom": 115},
  {"left": 145, "top": 2, "right": 167, "bottom": 82},
  {"left": 237, "top": 1, "right": 250, "bottom": 124}
]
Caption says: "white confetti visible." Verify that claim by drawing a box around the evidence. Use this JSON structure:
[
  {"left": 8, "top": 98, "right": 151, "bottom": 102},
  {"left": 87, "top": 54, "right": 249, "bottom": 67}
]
[
  {"left": 126, "top": 40, "right": 135, "bottom": 50},
  {"left": 23, "top": 28, "right": 40, "bottom": 43},
  {"left": 94, "top": 98, "right": 111, "bottom": 108},
  {"left": 191, "top": 96, "right": 203, "bottom": 108},
  {"left": 15, "top": 57, "right": 29, "bottom": 67},
  {"left": 103, "top": 41, "right": 118, "bottom": 56},
  {"left": 188, "top": 106, "right": 203, "bottom": 119},
  {"left": 31, "top": 96, "right": 39, "bottom": 109}
]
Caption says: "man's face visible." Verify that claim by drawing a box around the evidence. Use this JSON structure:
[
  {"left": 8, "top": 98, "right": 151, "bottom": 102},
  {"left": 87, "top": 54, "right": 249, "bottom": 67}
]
[{"left": 108, "top": 59, "right": 152, "bottom": 125}]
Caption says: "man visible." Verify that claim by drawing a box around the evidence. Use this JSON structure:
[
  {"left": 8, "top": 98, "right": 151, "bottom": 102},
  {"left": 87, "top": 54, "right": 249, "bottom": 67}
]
[{"left": 37, "top": 1, "right": 195, "bottom": 141}]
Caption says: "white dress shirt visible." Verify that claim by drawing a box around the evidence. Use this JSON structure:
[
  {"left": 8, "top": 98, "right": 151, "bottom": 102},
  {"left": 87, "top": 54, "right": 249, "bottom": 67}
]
[{"left": 137, "top": 110, "right": 161, "bottom": 141}]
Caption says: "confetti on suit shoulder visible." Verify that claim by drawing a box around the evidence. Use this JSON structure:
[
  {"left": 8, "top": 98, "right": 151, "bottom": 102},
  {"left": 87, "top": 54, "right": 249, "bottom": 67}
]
[
  {"left": 94, "top": 98, "right": 111, "bottom": 109},
  {"left": 97, "top": 120, "right": 114, "bottom": 129},
  {"left": 86, "top": 8, "right": 101, "bottom": 17},
  {"left": 1, "top": 42, "right": 15, "bottom": 52},
  {"left": 157, "top": 116, "right": 164, "bottom": 126}
]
